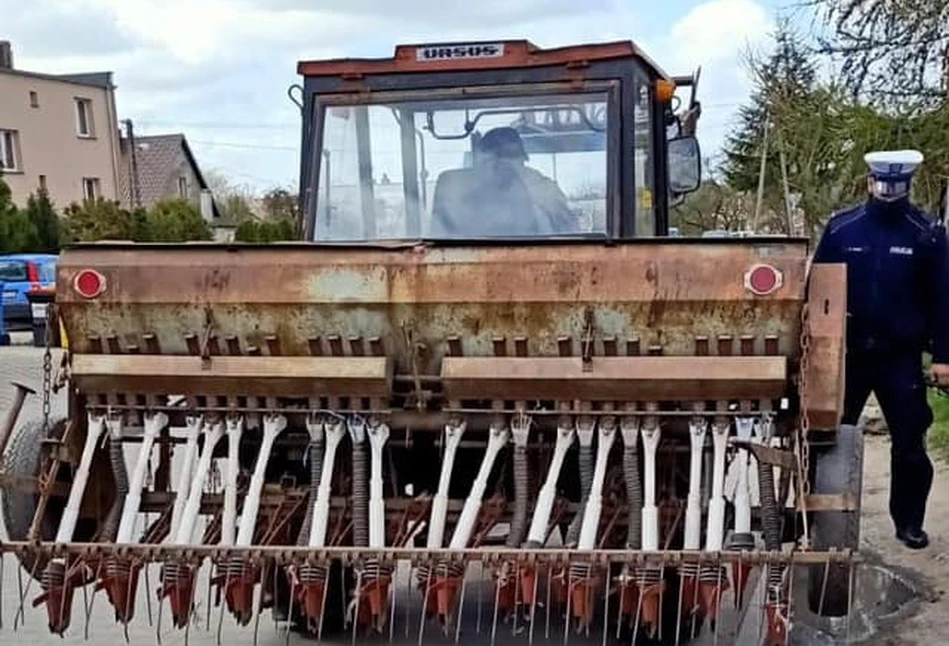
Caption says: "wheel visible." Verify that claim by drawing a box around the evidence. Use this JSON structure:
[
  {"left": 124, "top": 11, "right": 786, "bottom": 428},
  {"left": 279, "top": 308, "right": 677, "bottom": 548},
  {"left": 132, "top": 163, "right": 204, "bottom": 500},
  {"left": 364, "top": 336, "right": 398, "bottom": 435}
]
[
  {"left": 806, "top": 423, "right": 864, "bottom": 617},
  {"left": 0, "top": 416, "right": 68, "bottom": 581}
]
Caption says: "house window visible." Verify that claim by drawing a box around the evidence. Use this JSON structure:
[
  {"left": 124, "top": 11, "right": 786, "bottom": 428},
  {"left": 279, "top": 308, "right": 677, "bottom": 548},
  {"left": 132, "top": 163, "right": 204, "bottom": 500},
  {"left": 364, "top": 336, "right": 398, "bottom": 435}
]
[
  {"left": 177, "top": 176, "right": 188, "bottom": 197},
  {"left": 0, "top": 129, "right": 20, "bottom": 172},
  {"left": 83, "top": 177, "right": 100, "bottom": 201},
  {"left": 29, "top": 91, "right": 38, "bottom": 108},
  {"left": 75, "top": 98, "right": 94, "bottom": 137},
  {"left": 38, "top": 175, "right": 47, "bottom": 191}
]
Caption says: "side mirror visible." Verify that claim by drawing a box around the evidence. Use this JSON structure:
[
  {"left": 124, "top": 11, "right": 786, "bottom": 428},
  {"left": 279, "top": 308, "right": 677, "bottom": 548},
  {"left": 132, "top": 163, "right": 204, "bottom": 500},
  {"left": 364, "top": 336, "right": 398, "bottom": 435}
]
[{"left": 668, "top": 136, "right": 701, "bottom": 195}]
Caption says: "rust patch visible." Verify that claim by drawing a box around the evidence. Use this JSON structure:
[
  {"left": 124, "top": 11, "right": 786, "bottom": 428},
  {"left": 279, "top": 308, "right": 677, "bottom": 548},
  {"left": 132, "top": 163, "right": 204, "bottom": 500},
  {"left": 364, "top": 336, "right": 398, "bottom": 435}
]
[
  {"left": 56, "top": 241, "right": 811, "bottom": 401},
  {"left": 441, "top": 355, "right": 788, "bottom": 401},
  {"left": 803, "top": 262, "right": 847, "bottom": 430}
]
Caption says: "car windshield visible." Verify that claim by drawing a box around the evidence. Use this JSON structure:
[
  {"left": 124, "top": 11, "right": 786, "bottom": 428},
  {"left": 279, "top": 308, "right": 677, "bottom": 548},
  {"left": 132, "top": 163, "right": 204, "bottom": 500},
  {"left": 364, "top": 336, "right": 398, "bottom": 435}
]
[
  {"left": 312, "top": 90, "right": 610, "bottom": 241},
  {"left": 0, "top": 261, "right": 27, "bottom": 282}
]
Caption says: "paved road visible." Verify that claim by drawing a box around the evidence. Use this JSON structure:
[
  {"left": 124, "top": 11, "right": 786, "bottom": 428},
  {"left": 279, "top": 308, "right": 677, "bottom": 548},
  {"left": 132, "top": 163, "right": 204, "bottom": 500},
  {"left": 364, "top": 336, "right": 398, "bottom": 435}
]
[{"left": 0, "top": 340, "right": 862, "bottom": 645}]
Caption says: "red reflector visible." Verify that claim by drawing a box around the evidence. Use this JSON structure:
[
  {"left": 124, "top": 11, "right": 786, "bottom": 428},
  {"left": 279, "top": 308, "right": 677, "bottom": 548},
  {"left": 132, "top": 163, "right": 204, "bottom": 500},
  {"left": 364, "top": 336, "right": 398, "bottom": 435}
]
[
  {"left": 74, "top": 269, "right": 105, "bottom": 298},
  {"left": 745, "top": 264, "right": 782, "bottom": 295}
]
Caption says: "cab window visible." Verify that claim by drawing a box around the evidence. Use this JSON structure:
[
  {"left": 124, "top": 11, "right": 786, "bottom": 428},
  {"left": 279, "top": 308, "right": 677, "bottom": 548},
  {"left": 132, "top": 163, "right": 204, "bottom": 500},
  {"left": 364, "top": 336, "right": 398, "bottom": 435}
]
[
  {"left": 633, "top": 69, "right": 656, "bottom": 236},
  {"left": 313, "top": 90, "right": 611, "bottom": 241}
]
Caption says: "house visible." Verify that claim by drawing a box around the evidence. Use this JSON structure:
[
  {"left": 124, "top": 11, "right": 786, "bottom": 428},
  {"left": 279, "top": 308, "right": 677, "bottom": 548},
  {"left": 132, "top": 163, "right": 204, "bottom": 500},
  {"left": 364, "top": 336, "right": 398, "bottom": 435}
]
[
  {"left": 0, "top": 40, "right": 122, "bottom": 208},
  {"left": 117, "top": 132, "right": 234, "bottom": 241}
]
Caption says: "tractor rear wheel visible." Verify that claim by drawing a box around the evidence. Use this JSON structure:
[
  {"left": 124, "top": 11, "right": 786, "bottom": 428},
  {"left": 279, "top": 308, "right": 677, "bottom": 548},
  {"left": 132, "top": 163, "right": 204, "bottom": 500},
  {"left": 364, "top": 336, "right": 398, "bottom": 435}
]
[
  {"left": 0, "top": 416, "right": 69, "bottom": 581},
  {"left": 806, "top": 423, "right": 864, "bottom": 617}
]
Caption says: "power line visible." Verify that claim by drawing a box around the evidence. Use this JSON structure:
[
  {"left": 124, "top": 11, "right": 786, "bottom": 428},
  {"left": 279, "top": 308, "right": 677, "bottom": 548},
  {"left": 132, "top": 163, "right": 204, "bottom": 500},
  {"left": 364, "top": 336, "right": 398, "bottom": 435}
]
[
  {"left": 138, "top": 120, "right": 298, "bottom": 130},
  {"left": 188, "top": 139, "right": 298, "bottom": 151}
]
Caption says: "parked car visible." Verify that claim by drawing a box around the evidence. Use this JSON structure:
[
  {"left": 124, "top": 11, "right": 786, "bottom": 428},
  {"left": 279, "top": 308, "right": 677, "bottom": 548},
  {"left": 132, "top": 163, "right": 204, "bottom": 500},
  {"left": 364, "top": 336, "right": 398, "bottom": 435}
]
[{"left": 0, "top": 253, "right": 58, "bottom": 331}]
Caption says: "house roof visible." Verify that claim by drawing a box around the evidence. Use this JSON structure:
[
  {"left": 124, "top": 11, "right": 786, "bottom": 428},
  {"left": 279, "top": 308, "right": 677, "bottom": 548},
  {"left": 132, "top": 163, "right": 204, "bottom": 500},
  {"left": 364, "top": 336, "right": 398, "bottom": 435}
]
[
  {"left": 0, "top": 68, "right": 114, "bottom": 89},
  {"left": 119, "top": 133, "right": 222, "bottom": 219}
]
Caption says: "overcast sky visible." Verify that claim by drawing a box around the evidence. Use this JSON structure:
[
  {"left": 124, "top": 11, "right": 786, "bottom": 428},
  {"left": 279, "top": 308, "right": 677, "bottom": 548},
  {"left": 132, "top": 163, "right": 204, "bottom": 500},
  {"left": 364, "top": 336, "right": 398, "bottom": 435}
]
[{"left": 2, "top": 0, "right": 796, "bottom": 195}]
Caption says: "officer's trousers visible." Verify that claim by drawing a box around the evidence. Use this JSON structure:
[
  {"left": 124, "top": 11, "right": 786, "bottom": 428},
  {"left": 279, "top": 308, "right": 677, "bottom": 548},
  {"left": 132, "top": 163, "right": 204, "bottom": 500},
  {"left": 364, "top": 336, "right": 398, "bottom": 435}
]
[{"left": 840, "top": 350, "right": 934, "bottom": 531}]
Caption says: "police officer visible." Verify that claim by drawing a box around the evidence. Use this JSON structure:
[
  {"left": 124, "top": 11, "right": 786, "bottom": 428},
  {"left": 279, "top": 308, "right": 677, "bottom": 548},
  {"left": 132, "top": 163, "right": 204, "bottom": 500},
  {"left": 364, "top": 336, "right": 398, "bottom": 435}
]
[{"left": 812, "top": 149, "right": 949, "bottom": 549}]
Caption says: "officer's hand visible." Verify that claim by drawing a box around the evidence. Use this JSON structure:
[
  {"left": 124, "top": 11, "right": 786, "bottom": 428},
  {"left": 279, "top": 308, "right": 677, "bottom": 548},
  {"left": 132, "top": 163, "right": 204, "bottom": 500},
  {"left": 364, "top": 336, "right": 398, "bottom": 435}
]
[{"left": 930, "top": 363, "right": 949, "bottom": 387}]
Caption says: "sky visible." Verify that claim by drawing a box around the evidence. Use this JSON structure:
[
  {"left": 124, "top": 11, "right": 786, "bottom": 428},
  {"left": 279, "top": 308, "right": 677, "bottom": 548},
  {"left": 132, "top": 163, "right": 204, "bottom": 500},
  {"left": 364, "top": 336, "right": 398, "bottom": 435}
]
[{"left": 2, "top": 0, "right": 806, "bottom": 195}]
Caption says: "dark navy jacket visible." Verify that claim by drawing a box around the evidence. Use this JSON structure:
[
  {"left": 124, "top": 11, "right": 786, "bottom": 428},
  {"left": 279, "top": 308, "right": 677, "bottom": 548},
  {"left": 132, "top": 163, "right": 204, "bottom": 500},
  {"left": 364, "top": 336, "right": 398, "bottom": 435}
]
[{"left": 812, "top": 197, "right": 949, "bottom": 363}]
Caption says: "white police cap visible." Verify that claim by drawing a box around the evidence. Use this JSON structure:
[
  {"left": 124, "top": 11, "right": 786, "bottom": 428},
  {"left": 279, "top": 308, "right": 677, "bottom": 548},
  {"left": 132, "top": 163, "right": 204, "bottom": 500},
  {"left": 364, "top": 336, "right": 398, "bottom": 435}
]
[{"left": 864, "top": 149, "right": 924, "bottom": 180}]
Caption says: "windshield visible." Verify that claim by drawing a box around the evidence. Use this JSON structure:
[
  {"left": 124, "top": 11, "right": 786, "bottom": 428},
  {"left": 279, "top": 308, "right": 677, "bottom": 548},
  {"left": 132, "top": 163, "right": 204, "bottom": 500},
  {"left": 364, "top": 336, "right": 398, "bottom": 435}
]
[{"left": 312, "top": 90, "right": 610, "bottom": 241}]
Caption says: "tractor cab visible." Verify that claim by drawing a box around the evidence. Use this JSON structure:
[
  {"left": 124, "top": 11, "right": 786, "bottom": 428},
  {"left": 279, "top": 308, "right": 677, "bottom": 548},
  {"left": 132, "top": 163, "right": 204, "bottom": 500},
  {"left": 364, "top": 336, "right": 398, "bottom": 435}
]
[{"left": 296, "top": 40, "right": 702, "bottom": 242}]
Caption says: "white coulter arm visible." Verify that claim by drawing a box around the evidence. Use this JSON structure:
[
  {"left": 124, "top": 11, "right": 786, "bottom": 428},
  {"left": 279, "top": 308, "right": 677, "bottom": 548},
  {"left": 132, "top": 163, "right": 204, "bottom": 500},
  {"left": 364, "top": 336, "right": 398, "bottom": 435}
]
[
  {"left": 525, "top": 423, "right": 575, "bottom": 545},
  {"left": 116, "top": 411, "right": 168, "bottom": 544},
  {"left": 733, "top": 417, "right": 755, "bottom": 535},
  {"left": 236, "top": 414, "right": 287, "bottom": 546},
  {"left": 449, "top": 424, "right": 509, "bottom": 549},
  {"left": 367, "top": 421, "right": 390, "bottom": 548},
  {"left": 426, "top": 421, "right": 466, "bottom": 549},
  {"left": 170, "top": 415, "right": 203, "bottom": 540},
  {"left": 174, "top": 420, "right": 225, "bottom": 544},
  {"left": 56, "top": 413, "right": 109, "bottom": 544},
  {"left": 640, "top": 420, "right": 662, "bottom": 551},
  {"left": 704, "top": 419, "right": 731, "bottom": 552},
  {"left": 309, "top": 419, "right": 346, "bottom": 548},
  {"left": 221, "top": 415, "right": 245, "bottom": 545},
  {"left": 578, "top": 418, "right": 617, "bottom": 550},
  {"left": 684, "top": 417, "right": 708, "bottom": 550}
]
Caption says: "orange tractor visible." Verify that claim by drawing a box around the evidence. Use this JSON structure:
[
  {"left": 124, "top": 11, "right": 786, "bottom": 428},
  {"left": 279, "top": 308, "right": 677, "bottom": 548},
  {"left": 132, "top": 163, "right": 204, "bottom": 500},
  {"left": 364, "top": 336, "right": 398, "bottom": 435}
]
[{"left": 0, "top": 39, "right": 856, "bottom": 644}]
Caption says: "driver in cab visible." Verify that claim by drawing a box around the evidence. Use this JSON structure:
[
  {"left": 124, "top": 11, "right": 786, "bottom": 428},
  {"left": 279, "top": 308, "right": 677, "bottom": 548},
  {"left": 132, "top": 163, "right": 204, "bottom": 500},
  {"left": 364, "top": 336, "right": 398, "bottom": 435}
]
[{"left": 431, "top": 127, "right": 579, "bottom": 237}]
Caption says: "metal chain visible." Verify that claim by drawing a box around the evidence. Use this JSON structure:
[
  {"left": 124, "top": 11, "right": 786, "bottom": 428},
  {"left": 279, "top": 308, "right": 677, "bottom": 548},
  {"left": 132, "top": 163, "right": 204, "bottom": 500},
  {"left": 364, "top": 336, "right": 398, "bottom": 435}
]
[
  {"left": 799, "top": 305, "right": 811, "bottom": 493},
  {"left": 41, "top": 298, "right": 53, "bottom": 435},
  {"left": 796, "top": 303, "right": 812, "bottom": 548}
]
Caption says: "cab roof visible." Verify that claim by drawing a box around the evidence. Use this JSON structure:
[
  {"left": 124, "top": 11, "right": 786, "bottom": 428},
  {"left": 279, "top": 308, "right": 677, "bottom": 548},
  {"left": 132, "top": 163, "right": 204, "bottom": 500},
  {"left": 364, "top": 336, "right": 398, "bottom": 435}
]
[{"left": 297, "top": 39, "right": 670, "bottom": 80}]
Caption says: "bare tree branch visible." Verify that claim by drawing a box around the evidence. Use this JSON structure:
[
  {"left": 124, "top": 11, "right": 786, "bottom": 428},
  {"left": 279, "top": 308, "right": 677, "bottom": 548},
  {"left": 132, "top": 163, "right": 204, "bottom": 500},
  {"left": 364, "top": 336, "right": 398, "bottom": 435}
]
[{"left": 808, "top": 0, "right": 949, "bottom": 110}]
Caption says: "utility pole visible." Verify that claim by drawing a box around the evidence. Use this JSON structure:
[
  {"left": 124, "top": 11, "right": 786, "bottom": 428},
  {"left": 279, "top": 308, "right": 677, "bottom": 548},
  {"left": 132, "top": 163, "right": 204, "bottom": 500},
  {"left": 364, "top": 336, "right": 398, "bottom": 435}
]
[
  {"left": 752, "top": 112, "right": 770, "bottom": 232},
  {"left": 124, "top": 119, "right": 141, "bottom": 210},
  {"left": 777, "top": 130, "right": 794, "bottom": 235}
]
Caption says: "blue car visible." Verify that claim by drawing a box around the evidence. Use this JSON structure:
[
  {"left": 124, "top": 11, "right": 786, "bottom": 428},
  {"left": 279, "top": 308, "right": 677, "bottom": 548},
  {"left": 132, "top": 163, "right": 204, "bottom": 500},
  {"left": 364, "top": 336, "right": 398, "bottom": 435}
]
[{"left": 0, "top": 253, "right": 58, "bottom": 331}]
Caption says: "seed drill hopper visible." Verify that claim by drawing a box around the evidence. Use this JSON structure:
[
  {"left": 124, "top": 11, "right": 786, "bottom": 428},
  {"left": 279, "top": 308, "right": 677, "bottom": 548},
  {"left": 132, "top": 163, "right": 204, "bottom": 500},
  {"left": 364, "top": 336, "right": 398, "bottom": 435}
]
[{"left": 0, "top": 39, "right": 857, "bottom": 644}]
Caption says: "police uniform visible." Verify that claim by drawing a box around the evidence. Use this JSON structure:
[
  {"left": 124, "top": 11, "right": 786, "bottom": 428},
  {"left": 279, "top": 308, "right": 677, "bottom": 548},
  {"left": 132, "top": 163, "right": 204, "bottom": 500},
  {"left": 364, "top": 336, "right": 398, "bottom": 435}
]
[{"left": 812, "top": 150, "right": 949, "bottom": 549}]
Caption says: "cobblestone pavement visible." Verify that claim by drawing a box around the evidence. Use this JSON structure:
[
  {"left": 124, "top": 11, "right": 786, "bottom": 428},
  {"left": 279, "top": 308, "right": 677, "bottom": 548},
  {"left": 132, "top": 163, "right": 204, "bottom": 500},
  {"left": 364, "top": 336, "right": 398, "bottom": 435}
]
[{"left": 2, "top": 340, "right": 944, "bottom": 645}]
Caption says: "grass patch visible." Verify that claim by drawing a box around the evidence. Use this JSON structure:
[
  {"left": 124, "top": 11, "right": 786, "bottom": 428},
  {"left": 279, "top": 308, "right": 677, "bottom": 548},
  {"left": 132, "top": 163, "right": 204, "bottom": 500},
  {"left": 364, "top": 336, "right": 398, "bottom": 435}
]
[{"left": 928, "top": 388, "right": 949, "bottom": 459}]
